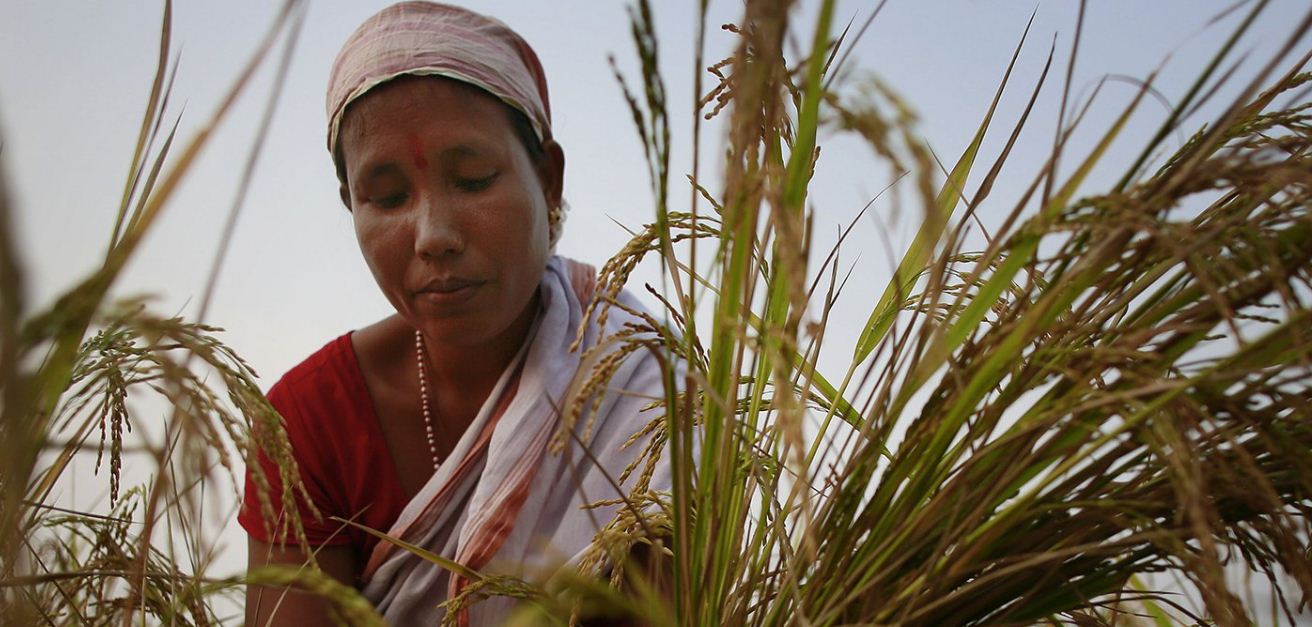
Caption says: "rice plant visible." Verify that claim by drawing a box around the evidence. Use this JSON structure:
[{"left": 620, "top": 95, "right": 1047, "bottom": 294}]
[
  {"left": 0, "top": 2, "right": 383, "bottom": 624},
  {"left": 544, "top": 0, "right": 1312, "bottom": 624}
]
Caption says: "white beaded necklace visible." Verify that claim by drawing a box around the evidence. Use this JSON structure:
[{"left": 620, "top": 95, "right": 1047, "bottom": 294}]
[{"left": 414, "top": 330, "right": 441, "bottom": 470}]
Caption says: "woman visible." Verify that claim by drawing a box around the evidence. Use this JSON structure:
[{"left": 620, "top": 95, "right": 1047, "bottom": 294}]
[{"left": 240, "top": 3, "right": 669, "bottom": 624}]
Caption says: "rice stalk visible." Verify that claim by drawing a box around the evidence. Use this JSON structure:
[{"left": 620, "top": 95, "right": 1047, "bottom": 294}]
[
  {"left": 544, "top": 1, "right": 1312, "bottom": 625},
  {"left": 0, "top": 2, "right": 380, "bottom": 623}
]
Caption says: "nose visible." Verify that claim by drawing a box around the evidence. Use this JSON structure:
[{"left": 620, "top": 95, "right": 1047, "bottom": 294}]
[{"left": 413, "top": 192, "right": 464, "bottom": 260}]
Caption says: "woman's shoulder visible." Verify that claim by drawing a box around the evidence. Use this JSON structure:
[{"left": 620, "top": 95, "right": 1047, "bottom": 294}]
[
  {"left": 265, "top": 330, "right": 381, "bottom": 427},
  {"left": 263, "top": 328, "right": 388, "bottom": 459},
  {"left": 270, "top": 316, "right": 410, "bottom": 410},
  {"left": 268, "top": 333, "right": 357, "bottom": 398}
]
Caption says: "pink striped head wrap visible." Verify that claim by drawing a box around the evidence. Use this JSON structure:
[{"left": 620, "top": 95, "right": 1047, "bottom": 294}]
[
  {"left": 327, "top": 1, "right": 552, "bottom": 155},
  {"left": 327, "top": 2, "right": 565, "bottom": 246}
]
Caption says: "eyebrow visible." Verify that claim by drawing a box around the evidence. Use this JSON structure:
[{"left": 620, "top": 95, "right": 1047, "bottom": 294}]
[
  {"left": 361, "top": 162, "right": 403, "bottom": 181},
  {"left": 440, "top": 144, "right": 486, "bottom": 159},
  {"left": 433, "top": 143, "right": 499, "bottom": 165}
]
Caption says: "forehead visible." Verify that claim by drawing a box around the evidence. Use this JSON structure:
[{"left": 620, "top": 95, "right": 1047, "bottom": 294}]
[{"left": 337, "top": 76, "right": 515, "bottom": 155}]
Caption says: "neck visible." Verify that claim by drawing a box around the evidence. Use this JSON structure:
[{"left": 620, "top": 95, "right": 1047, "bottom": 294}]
[{"left": 420, "top": 292, "right": 539, "bottom": 391}]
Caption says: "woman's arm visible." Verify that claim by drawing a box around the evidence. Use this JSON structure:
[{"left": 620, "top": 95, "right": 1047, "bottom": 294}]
[{"left": 245, "top": 538, "right": 359, "bottom": 626}]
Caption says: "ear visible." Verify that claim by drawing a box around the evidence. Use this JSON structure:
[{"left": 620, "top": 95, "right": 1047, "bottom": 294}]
[
  {"left": 537, "top": 139, "right": 565, "bottom": 210},
  {"left": 339, "top": 184, "right": 353, "bottom": 212}
]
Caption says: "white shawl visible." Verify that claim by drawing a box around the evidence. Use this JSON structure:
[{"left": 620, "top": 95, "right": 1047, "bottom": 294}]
[{"left": 361, "top": 256, "right": 669, "bottom": 625}]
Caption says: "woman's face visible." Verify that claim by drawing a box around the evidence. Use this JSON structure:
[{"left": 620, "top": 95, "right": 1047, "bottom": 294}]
[{"left": 337, "top": 77, "right": 563, "bottom": 350}]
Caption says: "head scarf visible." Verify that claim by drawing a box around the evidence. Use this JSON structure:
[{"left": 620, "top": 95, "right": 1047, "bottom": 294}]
[
  {"left": 327, "top": 1, "right": 551, "bottom": 153},
  {"left": 327, "top": 2, "right": 564, "bottom": 245}
]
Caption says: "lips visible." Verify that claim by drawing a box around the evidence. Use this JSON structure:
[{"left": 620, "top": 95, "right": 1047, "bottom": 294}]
[
  {"left": 413, "top": 276, "right": 484, "bottom": 307},
  {"left": 418, "top": 276, "right": 481, "bottom": 293}
]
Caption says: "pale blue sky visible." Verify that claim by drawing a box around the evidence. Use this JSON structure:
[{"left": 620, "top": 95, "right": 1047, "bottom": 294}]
[
  {"left": 3, "top": 1, "right": 1306, "bottom": 383},
  {"left": 2, "top": 0, "right": 1308, "bottom": 616}
]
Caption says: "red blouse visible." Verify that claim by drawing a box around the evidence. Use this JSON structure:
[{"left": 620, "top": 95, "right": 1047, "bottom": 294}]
[{"left": 238, "top": 333, "right": 409, "bottom": 561}]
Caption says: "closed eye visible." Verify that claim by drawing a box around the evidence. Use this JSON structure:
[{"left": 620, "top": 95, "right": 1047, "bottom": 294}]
[
  {"left": 456, "top": 172, "right": 498, "bottom": 192},
  {"left": 371, "top": 192, "right": 410, "bottom": 208}
]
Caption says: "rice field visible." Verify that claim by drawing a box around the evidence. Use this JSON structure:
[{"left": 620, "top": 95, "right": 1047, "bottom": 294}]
[{"left": 1, "top": 0, "right": 1309, "bottom": 625}]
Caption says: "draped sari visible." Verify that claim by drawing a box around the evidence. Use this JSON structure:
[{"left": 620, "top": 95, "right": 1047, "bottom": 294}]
[{"left": 361, "top": 256, "right": 670, "bottom": 625}]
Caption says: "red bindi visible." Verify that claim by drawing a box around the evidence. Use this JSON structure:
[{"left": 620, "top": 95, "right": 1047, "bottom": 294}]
[{"left": 407, "top": 133, "right": 428, "bottom": 170}]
